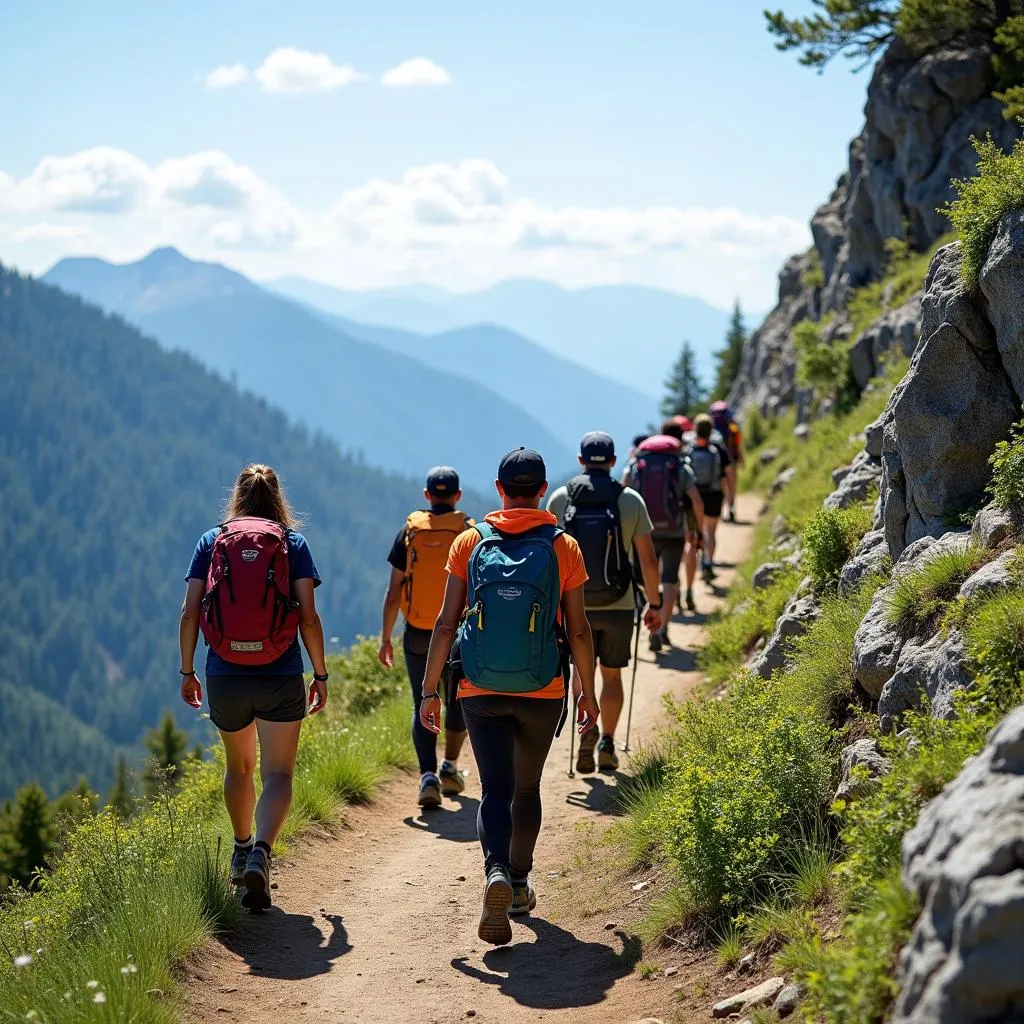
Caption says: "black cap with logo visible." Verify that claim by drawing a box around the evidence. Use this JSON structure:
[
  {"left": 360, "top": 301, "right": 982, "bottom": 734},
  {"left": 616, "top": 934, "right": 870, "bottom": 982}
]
[
  {"left": 425, "top": 465, "right": 460, "bottom": 497},
  {"left": 497, "top": 447, "right": 547, "bottom": 488},
  {"left": 580, "top": 431, "right": 615, "bottom": 465}
]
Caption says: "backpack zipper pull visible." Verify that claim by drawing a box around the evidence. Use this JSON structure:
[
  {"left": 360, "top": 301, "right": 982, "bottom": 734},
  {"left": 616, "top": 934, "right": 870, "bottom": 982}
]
[
  {"left": 529, "top": 602, "right": 540, "bottom": 633},
  {"left": 475, "top": 601, "right": 484, "bottom": 631}
]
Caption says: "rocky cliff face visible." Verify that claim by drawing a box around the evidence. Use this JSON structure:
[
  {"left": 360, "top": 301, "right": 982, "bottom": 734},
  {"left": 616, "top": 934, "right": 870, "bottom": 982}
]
[{"left": 730, "top": 39, "right": 1019, "bottom": 417}]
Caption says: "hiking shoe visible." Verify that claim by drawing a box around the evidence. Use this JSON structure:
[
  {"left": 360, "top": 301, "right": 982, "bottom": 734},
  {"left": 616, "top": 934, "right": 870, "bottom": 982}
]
[
  {"left": 230, "top": 841, "right": 252, "bottom": 886},
  {"left": 649, "top": 631, "right": 663, "bottom": 653},
  {"left": 510, "top": 878, "right": 537, "bottom": 917},
  {"left": 241, "top": 846, "right": 272, "bottom": 912},
  {"left": 575, "top": 726, "right": 599, "bottom": 775},
  {"left": 685, "top": 588, "right": 697, "bottom": 613},
  {"left": 439, "top": 763, "right": 466, "bottom": 796},
  {"left": 701, "top": 561, "right": 715, "bottom": 584},
  {"left": 597, "top": 736, "right": 619, "bottom": 772},
  {"left": 478, "top": 867, "right": 514, "bottom": 945},
  {"left": 728, "top": 508, "right": 738, "bottom": 524},
  {"left": 418, "top": 773, "right": 442, "bottom": 808}
]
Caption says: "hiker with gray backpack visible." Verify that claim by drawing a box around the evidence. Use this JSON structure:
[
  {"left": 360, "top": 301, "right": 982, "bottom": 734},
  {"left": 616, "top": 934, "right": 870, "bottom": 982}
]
[
  {"left": 689, "top": 414, "right": 732, "bottom": 583},
  {"left": 547, "top": 432, "right": 663, "bottom": 773},
  {"left": 417, "top": 447, "right": 597, "bottom": 945}
]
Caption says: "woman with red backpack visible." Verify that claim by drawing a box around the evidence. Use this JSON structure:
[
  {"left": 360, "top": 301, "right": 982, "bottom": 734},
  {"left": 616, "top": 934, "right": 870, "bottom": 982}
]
[{"left": 178, "top": 463, "right": 329, "bottom": 911}]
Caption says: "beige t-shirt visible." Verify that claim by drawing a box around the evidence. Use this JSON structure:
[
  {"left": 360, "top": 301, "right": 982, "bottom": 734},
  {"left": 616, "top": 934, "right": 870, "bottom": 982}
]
[{"left": 547, "top": 479, "right": 653, "bottom": 612}]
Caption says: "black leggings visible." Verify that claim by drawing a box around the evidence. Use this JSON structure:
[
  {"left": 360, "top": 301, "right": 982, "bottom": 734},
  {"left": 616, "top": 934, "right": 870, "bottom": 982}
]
[
  {"left": 403, "top": 629, "right": 465, "bottom": 775},
  {"left": 462, "top": 695, "right": 562, "bottom": 880}
]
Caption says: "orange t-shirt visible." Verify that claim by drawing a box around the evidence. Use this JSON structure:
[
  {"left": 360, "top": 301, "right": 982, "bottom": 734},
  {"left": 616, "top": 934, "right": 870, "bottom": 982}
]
[{"left": 446, "top": 507, "right": 588, "bottom": 698}]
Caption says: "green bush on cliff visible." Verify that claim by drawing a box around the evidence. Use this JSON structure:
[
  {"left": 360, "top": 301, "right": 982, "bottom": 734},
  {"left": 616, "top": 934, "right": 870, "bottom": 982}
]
[
  {"left": 988, "top": 416, "right": 1024, "bottom": 512},
  {"left": 803, "top": 504, "right": 875, "bottom": 590}
]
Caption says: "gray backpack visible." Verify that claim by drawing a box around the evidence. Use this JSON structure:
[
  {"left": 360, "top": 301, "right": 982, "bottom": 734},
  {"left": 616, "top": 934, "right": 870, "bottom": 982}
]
[{"left": 688, "top": 445, "right": 722, "bottom": 492}]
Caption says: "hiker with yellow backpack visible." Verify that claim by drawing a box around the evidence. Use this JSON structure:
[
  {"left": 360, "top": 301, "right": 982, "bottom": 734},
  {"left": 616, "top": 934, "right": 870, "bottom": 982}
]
[{"left": 379, "top": 466, "right": 473, "bottom": 808}]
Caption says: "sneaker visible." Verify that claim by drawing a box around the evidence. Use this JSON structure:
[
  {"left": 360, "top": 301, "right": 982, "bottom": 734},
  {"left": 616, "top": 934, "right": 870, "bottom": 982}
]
[
  {"left": 676, "top": 592, "right": 684, "bottom": 615},
  {"left": 575, "top": 726, "right": 599, "bottom": 775},
  {"left": 728, "top": 508, "right": 738, "bottom": 524},
  {"left": 702, "top": 561, "right": 715, "bottom": 584},
  {"left": 649, "top": 631, "right": 663, "bottom": 653},
  {"left": 230, "top": 841, "right": 252, "bottom": 885},
  {"left": 418, "top": 773, "right": 442, "bottom": 808},
  {"left": 597, "top": 736, "right": 619, "bottom": 772},
  {"left": 478, "top": 866, "right": 514, "bottom": 945},
  {"left": 439, "top": 762, "right": 466, "bottom": 796},
  {"left": 241, "top": 846, "right": 272, "bottom": 912},
  {"left": 685, "top": 589, "right": 697, "bottom": 613},
  {"left": 510, "top": 878, "right": 537, "bottom": 917}
]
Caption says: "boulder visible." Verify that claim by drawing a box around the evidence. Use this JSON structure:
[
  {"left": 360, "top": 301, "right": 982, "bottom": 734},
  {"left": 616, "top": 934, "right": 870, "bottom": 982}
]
[
  {"left": 852, "top": 585, "right": 906, "bottom": 699},
  {"left": 839, "top": 529, "right": 890, "bottom": 597},
  {"left": 865, "top": 413, "right": 885, "bottom": 458},
  {"left": 835, "top": 738, "right": 892, "bottom": 801},
  {"left": 758, "top": 447, "right": 782, "bottom": 468},
  {"left": 971, "top": 502, "right": 1014, "bottom": 551},
  {"left": 824, "top": 452, "right": 883, "bottom": 510},
  {"left": 773, "top": 983, "right": 805, "bottom": 1019},
  {"left": 771, "top": 514, "right": 789, "bottom": 540},
  {"left": 980, "top": 209, "right": 1024, "bottom": 401},
  {"left": 754, "top": 594, "right": 821, "bottom": 680},
  {"left": 893, "top": 706, "right": 1024, "bottom": 1023},
  {"left": 712, "top": 977, "right": 787, "bottom": 1018},
  {"left": 771, "top": 467, "right": 797, "bottom": 496},
  {"left": 752, "top": 562, "right": 784, "bottom": 591},
  {"left": 879, "top": 629, "right": 970, "bottom": 732},
  {"left": 850, "top": 291, "right": 923, "bottom": 389},
  {"left": 959, "top": 549, "right": 1017, "bottom": 602}
]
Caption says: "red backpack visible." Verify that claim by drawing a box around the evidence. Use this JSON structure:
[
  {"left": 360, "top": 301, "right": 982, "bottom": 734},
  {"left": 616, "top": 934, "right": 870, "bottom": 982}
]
[
  {"left": 199, "top": 517, "right": 300, "bottom": 665},
  {"left": 633, "top": 435, "right": 685, "bottom": 533}
]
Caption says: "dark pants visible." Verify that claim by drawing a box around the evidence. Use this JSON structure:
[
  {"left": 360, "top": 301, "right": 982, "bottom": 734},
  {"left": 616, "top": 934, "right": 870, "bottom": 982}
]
[
  {"left": 403, "top": 628, "right": 465, "bottom": 775},
  {"left": 462, "top": 695, "right": 562, "bottom": 880}
]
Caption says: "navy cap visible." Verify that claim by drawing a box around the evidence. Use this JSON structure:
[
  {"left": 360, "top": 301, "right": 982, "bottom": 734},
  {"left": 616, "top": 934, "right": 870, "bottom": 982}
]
[
  {"left": 425, "top": 465, "right": 460, "bottom": 496},
  {"left": 497, "top": 447, "right": 547, "bottom": 488},
  {"left": 580, "top": 431, "right": 615, "bottom": 464}
]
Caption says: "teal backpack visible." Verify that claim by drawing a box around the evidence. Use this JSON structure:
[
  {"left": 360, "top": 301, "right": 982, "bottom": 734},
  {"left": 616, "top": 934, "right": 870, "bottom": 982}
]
[{"left": 457, "top": 523, "right": 567, "bottom": 697}]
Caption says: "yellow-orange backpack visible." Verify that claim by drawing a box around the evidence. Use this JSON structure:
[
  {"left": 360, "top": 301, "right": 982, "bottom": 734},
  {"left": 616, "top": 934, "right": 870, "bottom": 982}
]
[{"left": 400, "top": 510, "right": 472, "bottom": 630}]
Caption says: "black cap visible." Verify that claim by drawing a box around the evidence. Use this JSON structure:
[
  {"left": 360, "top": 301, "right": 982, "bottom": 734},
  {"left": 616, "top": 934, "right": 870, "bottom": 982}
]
[
  {"left": 497, "top": 447, "right": 547, "bottom": 488},
  {"left": 425, "top": 465, "right": 460, "bottom": 496},
  {"left": 580, "top": 431, "right": 615, "bottom": 465}
]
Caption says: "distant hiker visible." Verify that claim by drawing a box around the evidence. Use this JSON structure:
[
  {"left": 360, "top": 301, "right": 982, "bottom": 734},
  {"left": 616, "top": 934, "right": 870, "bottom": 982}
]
[
  {"left": 709, "top": 400, "right": 743, "bottom": 523},
  {"left": 691, "top": 414, "right": 732, "bottom": 582},
  {"left": 624, "top": 425, "right": 705, "bottom": 650},
  {"left": 179, "top": 464, "right": 328, "bottom": 911},
  {"left": 418, "top": 447, "right": 597, "bottom": 945},
  {"left": 379, "top": 466, "right": 472, "bottom": 808},
  {"left": 547, "top": 432, "right": 663, "bottom": 773}
]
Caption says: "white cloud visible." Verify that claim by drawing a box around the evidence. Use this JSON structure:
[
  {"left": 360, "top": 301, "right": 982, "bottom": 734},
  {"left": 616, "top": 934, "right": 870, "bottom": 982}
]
[
  {"left": 205, "top": 63, "right": 248, "bottom": 88},
  {"left": 381, "top": 57, "right": 452, "bottom": 88},
  {"left": 254, "top": 47, "right": 363, "bottom": 93},
  {"left": 0, "top": 149, "right": 809, "bottom": 310}
]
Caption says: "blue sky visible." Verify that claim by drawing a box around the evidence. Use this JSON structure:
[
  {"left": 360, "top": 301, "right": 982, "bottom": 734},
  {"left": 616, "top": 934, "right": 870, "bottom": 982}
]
[{"left": 0, "top": 0, "right": 869, "bottom": 310}]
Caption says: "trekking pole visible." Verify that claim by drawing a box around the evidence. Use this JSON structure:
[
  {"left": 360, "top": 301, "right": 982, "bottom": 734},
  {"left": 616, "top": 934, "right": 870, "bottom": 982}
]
[
  {"left": 623, "top": 599, "right": 643, "bottom": 753},
  {"left": 567, "top": 695, "right": 576, "bottom": 778}
]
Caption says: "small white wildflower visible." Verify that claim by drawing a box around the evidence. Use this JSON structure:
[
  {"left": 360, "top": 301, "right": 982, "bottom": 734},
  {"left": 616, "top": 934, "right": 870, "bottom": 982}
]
[
  {"left": 35, "top": 948, "right": 42, "bottom": 955},
  {"left": 25, "top": 1011, "right": 38, "bottom": 1020},
  {"left": 86, "top": 979, "right": 99, "bottom": 989},
  {"left": 120, "top": 963, "right": 138, "bottom": 974},
  {"left": 22, "top": 920, "right": 35, "bottom": 930},
  {"left": 13, "top": 954, "right": 33, "bottom": 968},
  {"left": 93, "top": 992, "right": 106, "bottom": 1004}
]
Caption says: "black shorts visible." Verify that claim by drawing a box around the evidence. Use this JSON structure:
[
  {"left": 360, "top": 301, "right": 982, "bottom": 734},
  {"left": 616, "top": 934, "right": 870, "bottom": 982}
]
[
  {"left": 586, "top": 610, "right": 636, "bottom": 668},
  {"left": 699, "top": 490, "right": 725, "bottom": 520},
  {"left": 653, "top": 536, "right": 685, "bottom": 585},
  {"left": 206, "top": 674, "right": 306, "bottom": 733}
]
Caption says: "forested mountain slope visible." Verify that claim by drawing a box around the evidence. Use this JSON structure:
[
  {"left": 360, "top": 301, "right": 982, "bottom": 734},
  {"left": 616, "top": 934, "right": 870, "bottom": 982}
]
[
  {"left": 44, "top": 250, "right": 576, "bottom": 488},
  {"left": 0, "top": 265, "right": 448, "bottom": 796}
]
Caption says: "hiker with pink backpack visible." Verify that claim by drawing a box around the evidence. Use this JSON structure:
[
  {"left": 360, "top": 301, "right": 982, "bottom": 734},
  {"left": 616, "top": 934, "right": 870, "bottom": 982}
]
[{"left": 178, "top": 463, "right": 329, "bottom": 911}]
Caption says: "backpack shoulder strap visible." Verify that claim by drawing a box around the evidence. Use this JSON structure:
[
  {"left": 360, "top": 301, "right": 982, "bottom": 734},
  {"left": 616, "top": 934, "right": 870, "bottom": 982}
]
[{"left": 474, "top": 522, "right": 499, "bottom": 542}]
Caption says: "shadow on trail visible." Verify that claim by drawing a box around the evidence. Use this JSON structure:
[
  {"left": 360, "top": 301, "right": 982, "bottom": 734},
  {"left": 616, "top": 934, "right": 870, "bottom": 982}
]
[
  {"left": 653, "top": 646, "right": 699, "bottom": 673},
  {"left": 564, "top": 773, "right": 627, "bottom": 816},
  {"left": 402, "top": 793, "right": 480, "bottom": 844},
  {"left": 451, "top": 921, "right": 642, "bottom": 1008},
  {"left": 220, "top": 909, "right": 351, "bottom": 980}
]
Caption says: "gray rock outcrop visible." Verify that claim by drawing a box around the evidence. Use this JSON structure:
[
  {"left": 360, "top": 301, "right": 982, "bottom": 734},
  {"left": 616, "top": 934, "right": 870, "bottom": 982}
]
[
  {"left": 754, "top": 593, "right": 821, "bottom": 680},
  {"left": 878, "top": 631, "right": 970, "bottom": 731},
  {"left": 853, "top": 585, "right": 907, "bottom": 699},
  {"left": 894, "top": 706, "right": 1024, "bottom": 1023},
  {"left": 971, "top": 503, "right": 1014, "bottom": 551},
  {"left": 824, "top": 449, "right": 883, "bottom": 510},
  {"left": 839, "top": 529, "right": 890, "bottom": 597},
  {"left": 959, "top": 550, "right": 1016, "bottom": 602},
  {"left": 835, "top": 738, "right": 892, "bottom": 801}
]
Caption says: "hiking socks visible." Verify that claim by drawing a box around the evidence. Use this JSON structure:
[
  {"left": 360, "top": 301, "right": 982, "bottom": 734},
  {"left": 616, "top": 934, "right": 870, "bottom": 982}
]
[
  {"left": 440, "top": 758, "right": 457, "bottom": 775},
  {"left": 234, "top": 835, "right": 254, "bottom": 850}
]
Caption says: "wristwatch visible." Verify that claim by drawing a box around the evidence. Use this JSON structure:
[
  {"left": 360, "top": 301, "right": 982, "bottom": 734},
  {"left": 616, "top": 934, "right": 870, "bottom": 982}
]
[
  {"left": 313, "top": 672, "right": 329, "bottom": 683},
  {"left": 648, "top": 601, "right": 663, "bottom": 610}
]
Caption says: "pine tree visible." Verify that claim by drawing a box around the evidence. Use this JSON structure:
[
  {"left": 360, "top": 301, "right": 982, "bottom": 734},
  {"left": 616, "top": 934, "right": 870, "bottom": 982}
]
[
  {"left": 53, "top": 776, "right": 99, "bottom": 827},
  {"left": 144, "top": 711, "right": 189, "bottom": 797},
  {"left": 711, "top": 301, "right": 747, "bottom": 402},
  {"left": 660, "top": 341, "right": 706, "bottom": 419},
  {"left": 0, "top": 783, "right": 55, "bottom": 887},
  {"left": 108, "top": 756, "right": 135, "bottom": 819}
]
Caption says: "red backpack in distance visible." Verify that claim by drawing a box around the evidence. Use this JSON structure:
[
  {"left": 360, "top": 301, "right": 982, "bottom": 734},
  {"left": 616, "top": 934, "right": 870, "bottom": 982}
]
[
  {"left": 633, "top": 435, "right": 685, "bottom": 533},
  {"left": 199, "top": 517, "right": 300, "bottom": 666}
]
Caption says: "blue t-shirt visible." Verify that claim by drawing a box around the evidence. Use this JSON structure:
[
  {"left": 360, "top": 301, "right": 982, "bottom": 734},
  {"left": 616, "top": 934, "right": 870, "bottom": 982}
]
[{"left": 186, "top": 528, "right": 321, "bottom": 677}]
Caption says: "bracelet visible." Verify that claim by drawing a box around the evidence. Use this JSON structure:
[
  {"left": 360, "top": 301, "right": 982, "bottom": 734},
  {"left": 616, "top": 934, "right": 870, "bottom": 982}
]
[
  {"left": 179, "top": 668, "right": 196, "bottom": 676},
  {"left": 648, "top": 602, "right": 663, "bottom": 611},
  {"left": 421, "top": 692, "right": 439, "bottom": 700},
  {"left": 313, "top": 672, "right": 329, "bottom": 683}
]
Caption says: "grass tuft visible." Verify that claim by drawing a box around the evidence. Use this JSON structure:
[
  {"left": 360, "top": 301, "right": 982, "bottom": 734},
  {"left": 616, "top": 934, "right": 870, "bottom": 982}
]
[
  {"left": 886, "top": 544, "right": 985, "bottom": 634},
  {"left": 714, "top": 922, "right": 745, "bottom": 971}
]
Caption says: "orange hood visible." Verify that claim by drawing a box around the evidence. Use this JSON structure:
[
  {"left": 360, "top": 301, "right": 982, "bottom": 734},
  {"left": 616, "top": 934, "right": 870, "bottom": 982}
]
[{"left": 484, "top": 508, "right": 558, "bottom": 534}]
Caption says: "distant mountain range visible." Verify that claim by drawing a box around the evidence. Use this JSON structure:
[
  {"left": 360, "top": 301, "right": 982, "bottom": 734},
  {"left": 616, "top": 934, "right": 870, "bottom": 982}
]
[{"left": 269, "top": 275, "right": 738, "bottom": 399}]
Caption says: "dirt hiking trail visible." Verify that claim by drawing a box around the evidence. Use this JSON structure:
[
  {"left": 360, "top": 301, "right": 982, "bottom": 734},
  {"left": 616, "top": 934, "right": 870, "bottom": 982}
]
[{"left": 186, "top": 495, "right": 760, "bottom": 1024}]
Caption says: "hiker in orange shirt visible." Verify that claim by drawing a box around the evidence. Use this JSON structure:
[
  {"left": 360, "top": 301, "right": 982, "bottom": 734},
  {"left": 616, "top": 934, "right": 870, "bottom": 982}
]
[
  {"left": 419, "top": 448, "right": 598, "bottom": 945},
  {"left": 379, "top": 467, "right": 473, "bottom": 809}
]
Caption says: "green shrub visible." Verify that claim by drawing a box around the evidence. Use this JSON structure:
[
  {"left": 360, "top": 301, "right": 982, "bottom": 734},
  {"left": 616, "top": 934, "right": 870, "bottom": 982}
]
[
  {"left": 988, "top": 417, "right": 1024, "bottom": 513},
  {"left": 714, "top": 922, "right": 744, "bottom": 970},
  {"left": 945, "top": 133, "right": 1024, "bottom": 286},
  {"left": 802, "top": 504, "right": 874, "bottom": 591},
  {"left": 802, "top": 249, "right": 825, "bottom": 290},
  {"left": 654, "top": 673, "right": 832, "bottom": 920},
  {"left": 963, "top": 589, "right": 1024, "bottom": 700},
  {"left": 886, "top": 544, "right": 985, "bottom": 634},
  {"left": 745, "top": 405, "right": 769, "bottom": 450},
  {"left": 337, "top": 637, "right": 408, "bottom": 716},
  {"left": 794, "top": 319, "right": 850, "bottom": 404}
]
